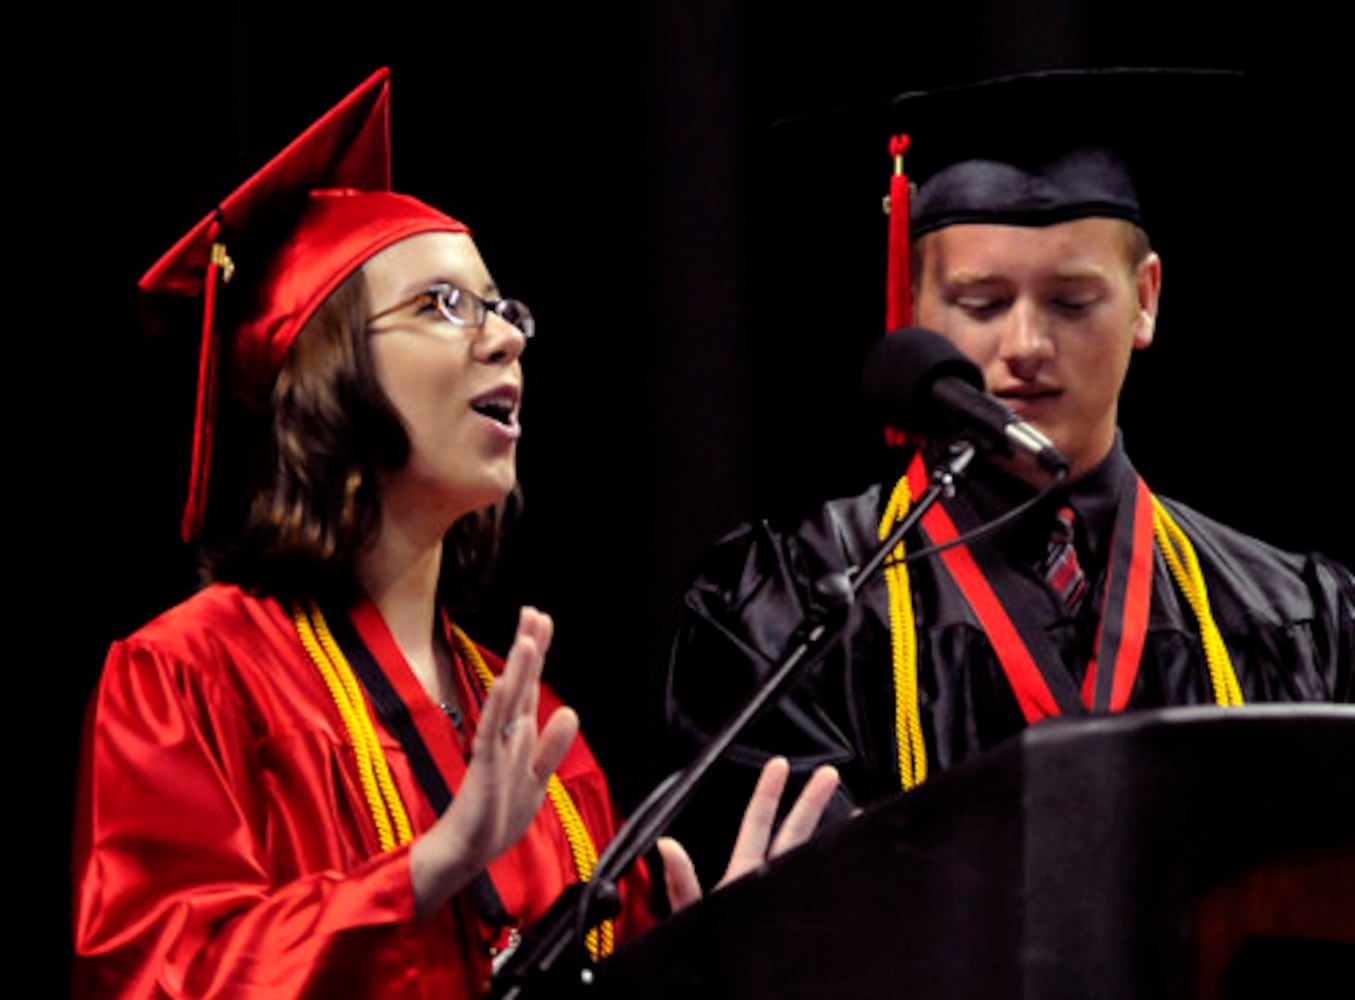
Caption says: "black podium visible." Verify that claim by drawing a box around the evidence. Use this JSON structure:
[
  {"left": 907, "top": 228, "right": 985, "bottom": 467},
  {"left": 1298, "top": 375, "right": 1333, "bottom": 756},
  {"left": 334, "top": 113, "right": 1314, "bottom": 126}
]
[{"left": 589, "top": 705, "right": 1355, "bottom": 1000}]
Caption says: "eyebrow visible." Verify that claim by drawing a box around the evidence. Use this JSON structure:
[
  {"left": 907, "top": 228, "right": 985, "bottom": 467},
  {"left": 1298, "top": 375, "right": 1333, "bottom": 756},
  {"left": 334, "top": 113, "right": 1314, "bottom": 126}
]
[
  {"left": 401, "top": 276, "right": 501, "bottom": 300},
  {"left": 1048, "top": 266, "right": 1111, "bottom": 282},
  {"left": 942, "top": 266, "right": 1111, "bottom": 287},
  {"left": 943, "top": 270, "right": 1009, "bottom": 288}
]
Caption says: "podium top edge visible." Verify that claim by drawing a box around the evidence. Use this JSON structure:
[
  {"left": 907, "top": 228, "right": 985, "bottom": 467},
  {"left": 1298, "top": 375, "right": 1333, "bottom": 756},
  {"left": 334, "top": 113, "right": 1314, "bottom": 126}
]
[{"left": 1024, "top": 703, "right": 1355, "bottom": 746}]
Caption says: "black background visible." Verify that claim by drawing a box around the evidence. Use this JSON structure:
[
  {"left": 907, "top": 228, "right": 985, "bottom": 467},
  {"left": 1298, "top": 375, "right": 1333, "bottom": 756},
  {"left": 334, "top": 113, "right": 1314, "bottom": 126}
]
[{"left": 30, "top": 0, "right": 1351, "bottom": 982}]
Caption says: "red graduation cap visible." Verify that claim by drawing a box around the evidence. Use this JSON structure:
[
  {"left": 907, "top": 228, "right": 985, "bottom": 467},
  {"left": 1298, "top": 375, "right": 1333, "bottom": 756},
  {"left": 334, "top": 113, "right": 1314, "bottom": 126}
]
[{"left": 138, "top": 67, "right": 470, "bottom": 541}]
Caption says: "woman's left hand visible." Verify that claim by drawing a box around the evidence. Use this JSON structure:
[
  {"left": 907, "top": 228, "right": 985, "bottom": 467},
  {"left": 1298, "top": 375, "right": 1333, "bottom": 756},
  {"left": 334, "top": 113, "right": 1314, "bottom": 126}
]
[{"left": 656, "top": 756, "right": 840, "bottom": 912}]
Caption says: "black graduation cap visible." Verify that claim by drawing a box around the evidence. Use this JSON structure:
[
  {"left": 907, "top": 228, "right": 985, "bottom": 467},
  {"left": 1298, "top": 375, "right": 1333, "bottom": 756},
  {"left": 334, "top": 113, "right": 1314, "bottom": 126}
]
[
  {"left": 748, "top": 66, "right": 1250, "bottom": 473},
  {"left": 880, "top": 67, "right": 1247, "bottom": 327},
  {"left": 892, "top": 67, "right": 1246, "bottom": 238}
]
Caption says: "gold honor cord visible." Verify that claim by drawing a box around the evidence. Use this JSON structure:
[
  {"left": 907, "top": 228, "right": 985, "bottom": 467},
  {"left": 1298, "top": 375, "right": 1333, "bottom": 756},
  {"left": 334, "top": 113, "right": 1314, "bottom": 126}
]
[
  {"left": 1151, "top": 499, "right": 1244, "bottom": 707},
  {"left": 880, "top": 475, "right": 927, "bottom": 790},
  {"left": 878, "top": 482, "right": 1245, "bottom": 792},
  {"left": 296, "top": 605, "right": 614, "bottom": 959},
  {"left": 294, "top": 603, "right": 414, "bottom": 851},
  {"left": 447, "top": 623, "right": 616, "bottom": 961}
]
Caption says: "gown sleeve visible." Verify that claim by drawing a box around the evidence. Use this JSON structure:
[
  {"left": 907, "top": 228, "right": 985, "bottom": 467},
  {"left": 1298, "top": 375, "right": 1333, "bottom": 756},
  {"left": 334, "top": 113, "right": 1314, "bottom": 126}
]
[
  {"left": 71, "top": 635, "right": 439, "bottom": 999},
  {"left": 1304, "top": 550, "right": 1355, "bottom": 702},
  {"left": 664, "top": 504, "right": 874, "bottom": 887}
]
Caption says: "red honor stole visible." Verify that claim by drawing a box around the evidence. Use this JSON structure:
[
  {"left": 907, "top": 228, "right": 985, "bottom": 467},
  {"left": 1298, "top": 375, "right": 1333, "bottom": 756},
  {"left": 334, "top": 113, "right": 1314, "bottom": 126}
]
[
  {"left": 329, "top": 601, "right": 516, "bottom": 924},
  {"left": 903, "top": 452, "right": 1156, "bottom": 721}
]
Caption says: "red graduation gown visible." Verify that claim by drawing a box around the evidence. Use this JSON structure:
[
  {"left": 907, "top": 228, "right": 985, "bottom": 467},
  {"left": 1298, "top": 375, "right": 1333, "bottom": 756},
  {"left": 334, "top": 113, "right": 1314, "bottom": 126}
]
[{"left": 72, "top": 584, "right": 650, "bottom": 998}]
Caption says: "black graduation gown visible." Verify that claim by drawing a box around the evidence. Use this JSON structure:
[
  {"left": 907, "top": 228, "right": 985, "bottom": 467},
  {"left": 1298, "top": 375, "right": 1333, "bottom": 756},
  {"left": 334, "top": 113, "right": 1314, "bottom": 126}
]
[{"left": 663, "top": 442, "right": 1355, "bottom": 884}]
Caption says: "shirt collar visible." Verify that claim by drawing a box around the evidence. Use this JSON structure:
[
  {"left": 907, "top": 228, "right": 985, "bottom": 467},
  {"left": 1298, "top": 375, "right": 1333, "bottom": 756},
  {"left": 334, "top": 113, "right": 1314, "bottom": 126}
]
[{"left": 915, "top": 431, "right": 1133, "bottom": 570}]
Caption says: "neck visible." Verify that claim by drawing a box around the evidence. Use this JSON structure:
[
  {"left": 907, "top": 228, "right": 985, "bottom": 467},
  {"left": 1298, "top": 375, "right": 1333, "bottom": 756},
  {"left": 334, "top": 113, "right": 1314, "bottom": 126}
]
[
  {"left": 990, "top": 432, "right": 1116, "bottom": 490},
  {"left": 354, "top": 515, "right": 448, "bottom": 700}
]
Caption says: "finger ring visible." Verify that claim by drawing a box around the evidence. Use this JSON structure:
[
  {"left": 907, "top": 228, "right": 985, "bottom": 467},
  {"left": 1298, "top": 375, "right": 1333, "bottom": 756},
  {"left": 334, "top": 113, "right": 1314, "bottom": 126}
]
[{"left": 500, "top": 718, "right": 523, "bottom": 740}]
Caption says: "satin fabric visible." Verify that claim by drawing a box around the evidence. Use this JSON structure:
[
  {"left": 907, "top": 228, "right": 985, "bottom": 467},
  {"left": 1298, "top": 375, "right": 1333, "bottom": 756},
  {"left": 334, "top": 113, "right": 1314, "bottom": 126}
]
[
  {"left": 664, "top": 443, "right": 1355, "bottom": 883},
  {"left": 73, "top": 584, "right": 650, "bottom": 999}
]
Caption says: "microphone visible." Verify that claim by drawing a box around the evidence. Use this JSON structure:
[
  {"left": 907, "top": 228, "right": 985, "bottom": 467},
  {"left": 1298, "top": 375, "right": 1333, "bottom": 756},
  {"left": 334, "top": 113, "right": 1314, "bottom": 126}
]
[{"left": 862, "top": 327, "right": 1068, "bottom": 477}]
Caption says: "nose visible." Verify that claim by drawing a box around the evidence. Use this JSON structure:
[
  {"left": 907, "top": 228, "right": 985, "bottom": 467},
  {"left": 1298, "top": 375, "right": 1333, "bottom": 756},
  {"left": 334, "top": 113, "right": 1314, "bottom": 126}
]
[
  {"left": 473, "top": 310, "right": 528, "bottom": 364},
  {"left": 998, "top": 299, "right": 1054, "bottom": 377}
]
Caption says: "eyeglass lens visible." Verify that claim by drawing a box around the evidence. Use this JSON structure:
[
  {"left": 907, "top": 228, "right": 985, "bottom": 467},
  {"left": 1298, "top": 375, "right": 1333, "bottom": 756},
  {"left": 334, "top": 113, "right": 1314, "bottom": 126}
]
[{"left": 438, "top": 286, "right": 533, "bottom": 337}]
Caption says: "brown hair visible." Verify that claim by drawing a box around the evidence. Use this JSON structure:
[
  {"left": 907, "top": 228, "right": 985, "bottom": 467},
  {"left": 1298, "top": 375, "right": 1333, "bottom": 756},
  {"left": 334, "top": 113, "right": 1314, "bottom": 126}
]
[{"left": 201, "top": 269, "right": 513, "bottom": 608}]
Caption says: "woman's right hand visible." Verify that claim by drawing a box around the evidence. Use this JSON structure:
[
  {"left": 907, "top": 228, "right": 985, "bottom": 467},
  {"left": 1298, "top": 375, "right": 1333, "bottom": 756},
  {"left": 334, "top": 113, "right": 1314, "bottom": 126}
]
[{"left": 410, "top": 607, "right": 578, "bottom": 921}]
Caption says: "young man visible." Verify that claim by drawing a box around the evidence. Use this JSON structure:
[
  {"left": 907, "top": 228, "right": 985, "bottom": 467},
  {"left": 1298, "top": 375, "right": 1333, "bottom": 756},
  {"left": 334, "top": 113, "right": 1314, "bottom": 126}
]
[{"left": 663, "top": 68, "right": 1354, "bottom": 884}]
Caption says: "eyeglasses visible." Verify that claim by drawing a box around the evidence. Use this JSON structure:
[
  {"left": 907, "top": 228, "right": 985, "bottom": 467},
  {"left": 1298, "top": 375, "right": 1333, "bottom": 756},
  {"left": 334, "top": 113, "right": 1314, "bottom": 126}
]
[{"left": 367, "top": 282, "right": 536, "bottom": 339}]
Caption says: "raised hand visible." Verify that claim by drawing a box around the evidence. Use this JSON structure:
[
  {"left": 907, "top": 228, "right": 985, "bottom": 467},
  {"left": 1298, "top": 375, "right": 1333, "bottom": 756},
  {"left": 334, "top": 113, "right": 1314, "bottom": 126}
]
[
  {"left": 411, "top": 607, "right": 579, "bottom": 920},
  {"left": 657, "top": 756, "right": 840, "bottom": 912}
]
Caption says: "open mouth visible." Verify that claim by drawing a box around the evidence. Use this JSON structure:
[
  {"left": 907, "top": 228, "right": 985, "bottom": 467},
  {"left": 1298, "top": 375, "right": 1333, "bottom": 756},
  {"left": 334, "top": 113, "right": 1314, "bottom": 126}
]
[
  {"left": 470, "top": 386, "right": 520, "bottom": 428},
  {"left": 471, "top": 398, "right": 516, "bottom": 426}
]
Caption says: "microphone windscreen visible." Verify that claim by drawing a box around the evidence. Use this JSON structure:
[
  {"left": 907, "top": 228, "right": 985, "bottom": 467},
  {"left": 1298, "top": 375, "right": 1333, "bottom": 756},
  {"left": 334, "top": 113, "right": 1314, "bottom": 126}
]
[{"left": 862, "top": 328, "right": 984, "bottom": 432}]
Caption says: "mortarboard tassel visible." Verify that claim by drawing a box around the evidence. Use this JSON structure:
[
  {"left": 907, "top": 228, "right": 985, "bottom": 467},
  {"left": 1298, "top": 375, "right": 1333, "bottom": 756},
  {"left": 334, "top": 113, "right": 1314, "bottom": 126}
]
[
  {"left": 885, "top": 134, "right": 912, "bottom": 447},
  {"left": 886, "top": 133, "right": 912, "bottom": 331},
  {"left": 182, "top": 213, "right": 233, "bottom": 543}
]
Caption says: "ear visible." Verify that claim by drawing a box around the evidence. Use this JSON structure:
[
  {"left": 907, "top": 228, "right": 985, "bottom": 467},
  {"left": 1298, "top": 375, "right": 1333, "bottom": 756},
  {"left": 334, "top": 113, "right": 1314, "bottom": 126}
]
[{"left": 1131, "top": 252, "right": 1162, "bottom": 350}]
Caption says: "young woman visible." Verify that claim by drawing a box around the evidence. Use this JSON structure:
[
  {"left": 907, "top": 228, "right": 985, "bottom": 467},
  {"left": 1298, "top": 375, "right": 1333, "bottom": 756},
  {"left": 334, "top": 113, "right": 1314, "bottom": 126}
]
[{"left": 71, "top": 68, "right": 836, "bottom": 999}]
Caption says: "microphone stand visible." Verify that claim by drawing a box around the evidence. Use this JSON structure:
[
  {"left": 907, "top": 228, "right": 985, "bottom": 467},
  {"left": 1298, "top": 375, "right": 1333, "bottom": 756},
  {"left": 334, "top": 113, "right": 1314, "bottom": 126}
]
[{"left": 489, "top": 441, "right": 978, "bottom": 1000}]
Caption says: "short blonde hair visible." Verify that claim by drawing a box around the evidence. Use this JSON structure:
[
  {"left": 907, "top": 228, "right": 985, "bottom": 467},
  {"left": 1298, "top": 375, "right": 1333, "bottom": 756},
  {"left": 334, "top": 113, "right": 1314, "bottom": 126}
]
[{"left": 911, "top": 218, "right": 1153, "bottom": 299}]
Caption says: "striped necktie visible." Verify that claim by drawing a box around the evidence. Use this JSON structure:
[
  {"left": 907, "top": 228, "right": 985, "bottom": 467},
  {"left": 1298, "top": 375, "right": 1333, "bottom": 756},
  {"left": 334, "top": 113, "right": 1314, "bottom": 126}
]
[{"left": 1042, "top": 505, "right": 1087, "bottom": 612}]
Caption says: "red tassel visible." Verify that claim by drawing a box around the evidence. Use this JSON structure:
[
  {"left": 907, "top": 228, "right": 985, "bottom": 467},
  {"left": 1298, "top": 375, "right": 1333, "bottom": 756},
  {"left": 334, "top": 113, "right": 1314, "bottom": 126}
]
[
  {"left": 886, "top": 133, "right": 911, "bottom": 331},
  {"left": 884, "top": 134, "right": 913, "bottom": 448},
  {"left": 181, "top": 219, "right": 228, "bottom": 542}
]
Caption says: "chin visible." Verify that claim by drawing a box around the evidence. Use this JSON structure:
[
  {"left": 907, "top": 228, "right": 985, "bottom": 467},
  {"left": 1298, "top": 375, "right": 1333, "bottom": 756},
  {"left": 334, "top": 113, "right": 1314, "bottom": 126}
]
[{"left": 469, "top": 471, "right": 519, "bottom": 511}]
